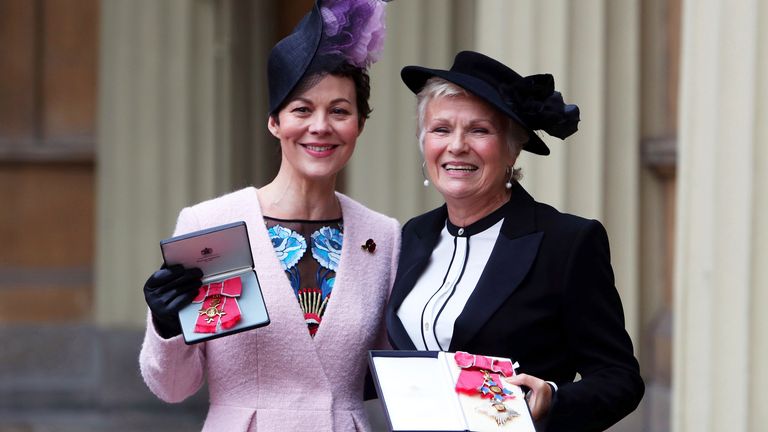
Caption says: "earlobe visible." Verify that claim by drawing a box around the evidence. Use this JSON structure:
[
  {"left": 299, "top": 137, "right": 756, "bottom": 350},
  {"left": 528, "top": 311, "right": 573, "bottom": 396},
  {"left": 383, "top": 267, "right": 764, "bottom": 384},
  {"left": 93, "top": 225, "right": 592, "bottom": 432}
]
[
  {"left": 267, "top": 115, "right": 280, "bottom": 138},
  {"left": 506, "top": 148, "right": 519, "bottom": 167},
  {"left": 357, "top": 118, "right": 366, "bottom": 136}
]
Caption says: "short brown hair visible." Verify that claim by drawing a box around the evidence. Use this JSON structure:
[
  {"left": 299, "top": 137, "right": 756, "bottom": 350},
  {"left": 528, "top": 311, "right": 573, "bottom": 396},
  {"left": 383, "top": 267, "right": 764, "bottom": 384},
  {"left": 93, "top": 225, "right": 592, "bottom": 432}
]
[{"left": 270, "top": 61, "right": 371, "bottom": 128}]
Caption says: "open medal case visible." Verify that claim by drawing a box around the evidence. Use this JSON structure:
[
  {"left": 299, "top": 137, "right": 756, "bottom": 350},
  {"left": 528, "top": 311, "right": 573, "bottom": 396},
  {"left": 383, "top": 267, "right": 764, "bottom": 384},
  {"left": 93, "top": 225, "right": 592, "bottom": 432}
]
[
  {"left": 369, "top": 350, "right": 535, "bottom": 432},
  {"left": 160, "top": 221, "right": 270, "bottom": 344}
]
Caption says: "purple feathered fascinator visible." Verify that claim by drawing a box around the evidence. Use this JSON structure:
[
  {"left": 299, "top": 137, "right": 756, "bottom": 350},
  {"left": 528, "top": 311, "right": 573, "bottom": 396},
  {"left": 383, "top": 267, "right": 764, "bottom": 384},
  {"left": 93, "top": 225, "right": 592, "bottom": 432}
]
[
  {"left": 318, "top": 0, "right": 388, "bottom": 69},
  {"left": 267, "top": 0, "right": 390, "bottom": 113}
]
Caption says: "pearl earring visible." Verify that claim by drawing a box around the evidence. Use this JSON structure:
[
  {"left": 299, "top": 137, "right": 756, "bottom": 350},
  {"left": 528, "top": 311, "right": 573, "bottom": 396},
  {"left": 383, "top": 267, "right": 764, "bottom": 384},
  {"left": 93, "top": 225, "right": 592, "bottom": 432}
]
[
  {"left": 421, "top": 161, "right": 430, "bottom": 187},
  {"left": 505, "top": 166, "right": 513, "bottom": 189}
]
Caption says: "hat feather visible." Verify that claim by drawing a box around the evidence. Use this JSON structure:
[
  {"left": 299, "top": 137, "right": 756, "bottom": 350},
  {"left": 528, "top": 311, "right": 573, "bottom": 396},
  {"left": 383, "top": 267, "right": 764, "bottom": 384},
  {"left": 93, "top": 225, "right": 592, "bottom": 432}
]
[{"left": 318, "top": 0, "right": 388, "bottom": 69}]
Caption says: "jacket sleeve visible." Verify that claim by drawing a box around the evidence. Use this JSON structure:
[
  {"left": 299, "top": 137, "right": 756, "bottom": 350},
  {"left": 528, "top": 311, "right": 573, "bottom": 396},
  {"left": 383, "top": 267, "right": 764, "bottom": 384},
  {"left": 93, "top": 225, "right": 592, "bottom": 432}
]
[
  {"left": 547, "top": 220, "right": 644, "bottom": 432},
  {"left": 138, "top": 207, "right": 207, "bottom": 403}
]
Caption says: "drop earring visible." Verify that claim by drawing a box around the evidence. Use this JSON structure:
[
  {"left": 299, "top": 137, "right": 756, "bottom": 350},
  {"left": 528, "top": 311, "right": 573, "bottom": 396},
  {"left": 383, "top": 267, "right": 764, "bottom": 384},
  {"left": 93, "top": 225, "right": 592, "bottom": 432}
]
[
  {"left": 421, "top": 161, "right": 430, "bottom": 187},
  {"left": 505, "top": 166, "right": 513, "bottom": 189}
]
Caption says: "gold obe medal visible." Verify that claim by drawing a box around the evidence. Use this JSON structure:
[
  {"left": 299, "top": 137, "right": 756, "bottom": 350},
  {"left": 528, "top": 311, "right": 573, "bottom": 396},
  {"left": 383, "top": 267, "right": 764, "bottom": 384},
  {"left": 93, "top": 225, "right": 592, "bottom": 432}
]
[{"left": 198, "top": 295, "right": 226, "bottom": 323}]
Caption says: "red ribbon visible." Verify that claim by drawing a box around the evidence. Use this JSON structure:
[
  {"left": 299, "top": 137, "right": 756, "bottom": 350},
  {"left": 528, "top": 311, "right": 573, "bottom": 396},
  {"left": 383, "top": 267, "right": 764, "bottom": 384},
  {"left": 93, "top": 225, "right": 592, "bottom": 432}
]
[
  {"left": 192, "top": 277, "right": 243, "bottom": 333},
  {"left": 454, "top": 351, "right": 515, "bottom": 399}
]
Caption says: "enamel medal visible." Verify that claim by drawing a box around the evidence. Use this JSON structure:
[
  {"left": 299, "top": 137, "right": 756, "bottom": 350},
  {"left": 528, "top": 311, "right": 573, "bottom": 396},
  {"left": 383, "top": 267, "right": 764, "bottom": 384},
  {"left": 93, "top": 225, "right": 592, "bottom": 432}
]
[
  {"left": 475, "top": 370, "right": 520, "bottom": 426},
  {"left": 454, "top": 351, "right": 522, "bottom": 427}
]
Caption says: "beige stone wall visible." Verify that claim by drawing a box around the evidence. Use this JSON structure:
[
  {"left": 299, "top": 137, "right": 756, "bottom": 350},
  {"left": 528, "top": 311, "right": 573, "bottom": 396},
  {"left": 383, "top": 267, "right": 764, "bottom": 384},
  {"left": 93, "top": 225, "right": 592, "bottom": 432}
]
[
  {"left": 673, "top": 0, "right": 768, "bottom": 430},
  {"left": 95, "top": 0, "right": 276, "bottom": 326},
  {"left": 93, "top": 1, "right": 768, "bottom": 430}
]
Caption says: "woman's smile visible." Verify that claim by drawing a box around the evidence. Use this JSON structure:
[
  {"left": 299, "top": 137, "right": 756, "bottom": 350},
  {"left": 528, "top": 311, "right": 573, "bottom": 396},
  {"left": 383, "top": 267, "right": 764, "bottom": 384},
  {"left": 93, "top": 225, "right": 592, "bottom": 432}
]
[
  {"left": 267, "top": 74, "right": 361, "bottom": 181},
  {"left": 423, "top": 94, "right": 515, "bottom": 203},
  {"left": 301, "top": 143, "right": 340, "bottom": 157},
  {"left": 442, "top": 161, "right": 479, "bottom": 175}
]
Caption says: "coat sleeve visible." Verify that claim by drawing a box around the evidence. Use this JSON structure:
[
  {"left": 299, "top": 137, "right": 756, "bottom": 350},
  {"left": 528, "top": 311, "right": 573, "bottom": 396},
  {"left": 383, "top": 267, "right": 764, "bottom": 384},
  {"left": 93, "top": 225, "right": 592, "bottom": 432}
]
[
  {"left": 138, "top": 207, "right": 207, "bottom": 403},
  {"left": 547, "top": 220, "right": 644, "bottom": 432}
]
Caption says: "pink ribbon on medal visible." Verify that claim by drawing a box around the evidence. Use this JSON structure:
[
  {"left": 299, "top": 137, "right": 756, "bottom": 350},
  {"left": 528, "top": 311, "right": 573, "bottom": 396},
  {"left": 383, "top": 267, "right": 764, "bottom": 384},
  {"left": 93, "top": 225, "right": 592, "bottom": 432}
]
[
  {"left": 454, "top": 351, "right": 515, "bottom": 398},
  {"left": 192, "top": 277, "right": 243, "bottom": 333}
]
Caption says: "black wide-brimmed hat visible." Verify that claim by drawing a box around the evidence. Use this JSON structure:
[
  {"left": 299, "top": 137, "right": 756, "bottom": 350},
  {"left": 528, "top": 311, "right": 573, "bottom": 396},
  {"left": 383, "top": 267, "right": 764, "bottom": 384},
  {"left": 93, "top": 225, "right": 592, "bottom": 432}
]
[
  {"left": 401, "top": 51, "right": 580, "bottom": 155},
  {"left": 267, "top": 0, "right": 389, "bottom": 114}
]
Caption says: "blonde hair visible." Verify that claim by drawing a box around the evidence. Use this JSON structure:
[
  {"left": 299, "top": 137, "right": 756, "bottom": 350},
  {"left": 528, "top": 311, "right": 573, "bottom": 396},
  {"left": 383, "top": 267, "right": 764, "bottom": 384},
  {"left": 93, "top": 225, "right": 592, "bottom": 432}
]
[{"left": 415, "top": 77, "right": 526, "bottom": 181}]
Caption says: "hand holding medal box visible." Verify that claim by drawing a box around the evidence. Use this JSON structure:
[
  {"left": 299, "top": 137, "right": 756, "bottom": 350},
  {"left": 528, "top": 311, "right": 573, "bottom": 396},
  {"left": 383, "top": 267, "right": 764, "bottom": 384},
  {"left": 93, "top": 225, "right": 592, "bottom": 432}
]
[
  {"left": 451, "top": 352, "right": 532, "bottom": 430},
  {"left": 369, "top": 350, "right": 535, "bottom": 431},
  {"left": 160, "top": 221, "right": 270, "bottom": 344}
]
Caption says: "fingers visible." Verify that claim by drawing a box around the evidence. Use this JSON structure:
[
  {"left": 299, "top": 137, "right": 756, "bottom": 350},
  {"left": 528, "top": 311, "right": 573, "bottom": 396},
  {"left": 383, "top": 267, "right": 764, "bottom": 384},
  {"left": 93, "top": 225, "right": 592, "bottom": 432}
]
[
  {"left": 528, "top": 387, "right": 547, "bottom": 421},
  {"left": 144, "top": 265, "right": 203, "bottom": 318},
  {"left": 147, "top": 266, "right": 203, "bottom": 292},
  {"left": 504, "top": 373, "right": 534, "bottom": 388},
  {"left": 164, "top": 288, "right": 199, "bottom": 314},
  {"left": 160, "top": 269, "right": 204, "bottom": 294},
  {"left": 155, "top": 271, "right": 203, "bottom": 310},
  {"left": 504, "top": 374, "right": 552, "bottom": 421},
  {"left": 146, "top": 265, "right": 185, "bottom": 288}
]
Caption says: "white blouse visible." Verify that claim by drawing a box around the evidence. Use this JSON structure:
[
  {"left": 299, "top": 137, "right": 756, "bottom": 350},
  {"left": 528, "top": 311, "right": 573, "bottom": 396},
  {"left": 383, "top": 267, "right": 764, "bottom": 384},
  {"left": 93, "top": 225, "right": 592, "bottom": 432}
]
[{"left": 397, "top": 208, "right": 506, "bottom": 351}]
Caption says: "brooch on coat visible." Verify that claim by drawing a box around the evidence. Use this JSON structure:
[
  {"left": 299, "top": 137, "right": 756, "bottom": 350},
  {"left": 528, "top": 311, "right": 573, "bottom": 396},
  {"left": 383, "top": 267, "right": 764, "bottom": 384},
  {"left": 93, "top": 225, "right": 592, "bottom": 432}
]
[{"left": 361, "top": 238, "right": 376, "bottom": 253}]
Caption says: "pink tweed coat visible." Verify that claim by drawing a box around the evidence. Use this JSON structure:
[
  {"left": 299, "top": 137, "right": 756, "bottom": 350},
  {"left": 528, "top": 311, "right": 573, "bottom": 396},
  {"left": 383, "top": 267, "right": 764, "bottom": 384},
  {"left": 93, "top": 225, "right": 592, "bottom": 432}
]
[{"left": 139, "top": 187, "right": 400, "bottom": 431}]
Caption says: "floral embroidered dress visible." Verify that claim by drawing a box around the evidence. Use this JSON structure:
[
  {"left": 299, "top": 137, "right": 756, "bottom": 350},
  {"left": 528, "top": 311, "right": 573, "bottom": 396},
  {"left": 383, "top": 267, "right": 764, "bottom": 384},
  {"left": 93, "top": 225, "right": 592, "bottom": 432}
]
[{"left": 264, "top": 216, "right": 343, "bottom": 337}]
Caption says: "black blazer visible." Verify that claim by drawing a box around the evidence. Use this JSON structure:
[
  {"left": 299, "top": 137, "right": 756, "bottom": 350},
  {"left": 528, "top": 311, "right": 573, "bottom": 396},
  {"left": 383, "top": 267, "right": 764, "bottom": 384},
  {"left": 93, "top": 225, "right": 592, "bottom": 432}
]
[{"left": 386, "top": 182, "right": 644, "bottom": 432}]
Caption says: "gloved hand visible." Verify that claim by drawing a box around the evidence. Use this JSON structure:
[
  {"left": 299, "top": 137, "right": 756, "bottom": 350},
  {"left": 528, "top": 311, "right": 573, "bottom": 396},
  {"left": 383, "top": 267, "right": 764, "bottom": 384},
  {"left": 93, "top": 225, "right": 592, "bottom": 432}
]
[{"left": 143, "top": 264, "right": 204, "bottom": 339}]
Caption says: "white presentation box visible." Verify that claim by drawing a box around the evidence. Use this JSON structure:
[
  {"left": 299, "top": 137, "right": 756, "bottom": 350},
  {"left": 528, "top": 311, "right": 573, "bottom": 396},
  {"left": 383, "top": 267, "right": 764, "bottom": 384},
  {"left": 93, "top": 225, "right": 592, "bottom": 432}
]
[
  {"left": 161, "top": 221, "right": 270, "bottom": 344},
  {"left": 369, "top": 350, "right": 535, "bottom": 432}
]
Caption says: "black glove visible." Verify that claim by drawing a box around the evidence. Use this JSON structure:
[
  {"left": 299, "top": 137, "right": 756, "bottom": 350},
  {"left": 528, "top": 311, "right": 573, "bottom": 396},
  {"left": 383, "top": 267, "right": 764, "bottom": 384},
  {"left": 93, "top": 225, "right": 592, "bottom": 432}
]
[{"left": 143, "top": 264, "right": 204, "bottom": 339}]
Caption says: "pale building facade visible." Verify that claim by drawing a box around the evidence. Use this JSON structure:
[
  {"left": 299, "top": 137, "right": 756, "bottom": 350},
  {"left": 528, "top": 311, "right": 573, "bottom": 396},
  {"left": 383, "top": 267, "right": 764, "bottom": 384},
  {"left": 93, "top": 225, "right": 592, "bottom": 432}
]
[{"left": 1, "top": 0, "right": 766, "bottom": 431}]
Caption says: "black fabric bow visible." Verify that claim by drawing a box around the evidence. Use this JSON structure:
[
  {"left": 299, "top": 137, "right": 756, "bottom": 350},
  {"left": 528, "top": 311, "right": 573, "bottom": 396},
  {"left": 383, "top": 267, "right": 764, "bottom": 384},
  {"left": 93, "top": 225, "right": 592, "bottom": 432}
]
[{"left": 500, "top": 74, "right": 580, "bottom": 140}]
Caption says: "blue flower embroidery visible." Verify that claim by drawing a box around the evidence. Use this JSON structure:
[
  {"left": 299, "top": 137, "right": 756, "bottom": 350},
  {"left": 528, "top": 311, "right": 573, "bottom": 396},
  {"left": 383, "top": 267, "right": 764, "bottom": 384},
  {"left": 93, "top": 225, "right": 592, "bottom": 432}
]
[
  {"left": 268, "top": 225, "right": 306, "bottom": 271},
  {"left": 320, "top": 276, "right": 335, "bottom": 300},
  {"left": 311, "top": 226, "right": 343, "bottom": 271}
]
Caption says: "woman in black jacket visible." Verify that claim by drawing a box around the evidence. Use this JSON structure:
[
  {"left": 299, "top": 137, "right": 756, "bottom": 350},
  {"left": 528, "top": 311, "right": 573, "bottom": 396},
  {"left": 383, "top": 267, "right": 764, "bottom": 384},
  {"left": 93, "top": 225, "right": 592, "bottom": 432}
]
[{"left": 385, "top": 50, "right": 644, "bottom": 431}]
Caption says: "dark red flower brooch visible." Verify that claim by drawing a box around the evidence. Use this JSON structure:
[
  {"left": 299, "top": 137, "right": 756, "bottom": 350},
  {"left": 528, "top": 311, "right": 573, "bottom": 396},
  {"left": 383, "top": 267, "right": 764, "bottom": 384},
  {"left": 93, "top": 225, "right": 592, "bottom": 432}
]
[{"left": 361, "top": 238, "right": 376, "bottom": 253}]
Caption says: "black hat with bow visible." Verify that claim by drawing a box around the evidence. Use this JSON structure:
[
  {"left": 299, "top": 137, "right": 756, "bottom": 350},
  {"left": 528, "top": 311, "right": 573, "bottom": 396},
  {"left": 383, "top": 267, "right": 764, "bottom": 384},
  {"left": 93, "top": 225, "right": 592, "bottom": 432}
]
[{"left": 401, "top": 50, "right": 580, "bottom": 155}]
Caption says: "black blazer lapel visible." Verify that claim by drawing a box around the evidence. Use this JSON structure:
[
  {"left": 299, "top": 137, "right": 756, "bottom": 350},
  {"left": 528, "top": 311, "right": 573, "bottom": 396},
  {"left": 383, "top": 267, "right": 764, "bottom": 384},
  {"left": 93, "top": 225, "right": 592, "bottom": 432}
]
[
  {"left": 449, "top": 231, "right": 543, "bottom": 351},
  {"left": 386, "top": 206, "right": 446, "bottom": 350},
  {"left": 449, "top": 183, "right": 543, "bottom": 351}
]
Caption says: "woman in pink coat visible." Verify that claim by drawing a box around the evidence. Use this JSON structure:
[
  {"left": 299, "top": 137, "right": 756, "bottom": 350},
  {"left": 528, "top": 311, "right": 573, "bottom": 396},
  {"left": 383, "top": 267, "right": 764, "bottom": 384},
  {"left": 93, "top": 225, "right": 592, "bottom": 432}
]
[{"left": 139, "top": 1, "right": 398, "bottom": 430}]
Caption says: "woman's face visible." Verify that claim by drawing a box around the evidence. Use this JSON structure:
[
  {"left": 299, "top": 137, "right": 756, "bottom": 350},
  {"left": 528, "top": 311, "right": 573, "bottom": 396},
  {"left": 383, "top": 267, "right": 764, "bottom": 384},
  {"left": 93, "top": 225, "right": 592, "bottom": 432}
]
[
  {"left": 422, "top": 93, "right": 516, "bottom": 204},
  {"left": 268, "top": 74, "right": 362, "bottom": 182}
]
